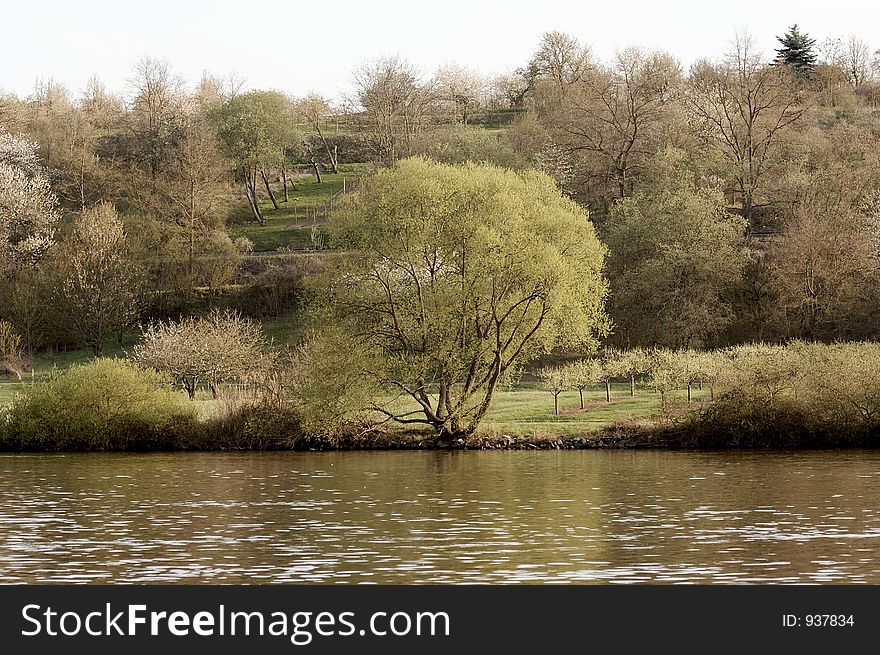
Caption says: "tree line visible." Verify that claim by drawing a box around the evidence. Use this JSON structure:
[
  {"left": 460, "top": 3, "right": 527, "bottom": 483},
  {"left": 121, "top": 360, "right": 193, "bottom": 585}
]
[{"left": 4, "top": 25, "right": 880, "bottom": 442}]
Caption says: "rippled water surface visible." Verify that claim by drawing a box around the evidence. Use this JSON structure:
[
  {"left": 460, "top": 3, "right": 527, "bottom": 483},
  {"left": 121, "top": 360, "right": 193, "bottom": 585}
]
[{"left": 2, "top": 450, "right": 880, "bottom": 583}]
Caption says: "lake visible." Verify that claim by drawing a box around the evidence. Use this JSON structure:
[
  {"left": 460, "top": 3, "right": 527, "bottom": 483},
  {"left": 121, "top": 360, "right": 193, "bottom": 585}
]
[{"left": 1, "top": 450, "right": 879, "bottom": 583}]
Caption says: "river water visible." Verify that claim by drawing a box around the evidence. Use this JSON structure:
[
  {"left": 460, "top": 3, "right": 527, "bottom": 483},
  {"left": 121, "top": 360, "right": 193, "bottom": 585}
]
[{"left": 1, "top": 450, "right": 879, "bottom": 584}]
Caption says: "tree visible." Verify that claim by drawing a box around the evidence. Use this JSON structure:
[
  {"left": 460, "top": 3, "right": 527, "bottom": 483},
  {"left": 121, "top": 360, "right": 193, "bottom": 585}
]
[
  {"left": 605, "top": 148, "right": 747, "bottom": 348},
  {"left": 687, "top": 34, "right": 804, "bottom": 227},
  {"left": 615, "top": 347, "right": 650, "bottom": 397},
  {"left": 526, "top": 31, "right": 593, "bottom": 97},
  {"left": 296, "top": 94, "right": 339, "bottom": 173},
  {"left": 433, "top": 64, "right": 486, "bottom": 125},
  {"left": 0, "top": 130, "right": 59, "bottom": 276},
  {"left": 0, "top": 320, "right": 28, "bottom": 380},
  {"left": 127, "top": 57, "right": 185, "bottom": 182},
  {"left": 324, "top": 158, "right": 609, "bottom": 439},
  {"left": 769, "top": 200, "right": 877, "bottom": 340},
  {"left": 45, "top": 203, "right": 141, "bottom": 356},
  {"left": 550, "top": 48, "right": 682, "bottom": 201},
  {"left": 646, "top": 348, "right": 688, "bottom": 410},
  {"left": 565, "top": 358, "right": 603, "bottom": 409},
  {"left": 842, "top": 36, "right": 872, "bottom": 88},
  {"left": 492, "top": 70, "right": 530, "bottom": 110},
  {"left": 538, "top": 365, "right": 570, "bottom": 416},
  {"left": 133, "top": 309, "right": 266, "bottom": 399},
  {"left": 149, "top": 100, "right": 226, "bottom": 282},
  {"left": 775, "top": 24, "right": 818, "bottom": 78},
  {"left": 214, "top": 91, "right": 295, "bottom": 224},
  {"left": 351, "top": 56, "right": 434, "bottom": 164}
]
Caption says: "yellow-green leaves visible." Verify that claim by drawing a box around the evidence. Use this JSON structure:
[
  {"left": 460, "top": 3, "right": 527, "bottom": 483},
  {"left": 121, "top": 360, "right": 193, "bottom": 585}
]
[{"left": 322, "top": 157, "right": 608, "bottom": 437}]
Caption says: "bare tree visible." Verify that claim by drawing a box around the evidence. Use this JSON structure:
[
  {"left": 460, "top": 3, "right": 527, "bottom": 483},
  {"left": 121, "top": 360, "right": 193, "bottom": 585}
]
[
  {"left": 552, "top": 48, "right": 681, "bottom": 199},
  {"left": 155, "top": 100, "right": 226, "bottom": 281},
  {"left": 527, "top": 31, "right": 593, "bottom": 96},
  {"left": 843, "top": 36, "right": 872, "bottom": 88},
  {"left": 296, "top": 94, "right": 339, "bottom": 173},
  {"left": 127, "top": 57, "right": 185, "bottom": 182},
  {"left": 685, "top": 34, "right": 803, "bottom": 227},
  {"left": 351, "top": 56, "right": 434, "bottom": 164},
  {"left": 770, "top": 200, "right": 877, "bottom": 340}
]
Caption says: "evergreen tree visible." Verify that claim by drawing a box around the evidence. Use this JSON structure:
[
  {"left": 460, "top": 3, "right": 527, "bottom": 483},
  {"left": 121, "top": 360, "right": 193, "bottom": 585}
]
[{"left": 775, "top": 24, "right": 817, "bottom": 77}]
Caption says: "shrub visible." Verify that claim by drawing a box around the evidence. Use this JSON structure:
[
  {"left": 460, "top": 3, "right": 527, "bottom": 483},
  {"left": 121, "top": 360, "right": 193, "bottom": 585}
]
[
  {"left": 0, "top": 320, "right": 30, "bottom": 380},
  {"left": 0, "top": 358, "right": 197, "bottom": 451},
  {"left": 196, "top": 404, "right": 304, "bottom": 450}
]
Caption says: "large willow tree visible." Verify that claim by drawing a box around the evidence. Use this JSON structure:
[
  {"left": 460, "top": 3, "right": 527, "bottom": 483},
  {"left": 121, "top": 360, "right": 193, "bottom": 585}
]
[{"left": 324, "top": 157, "right": 608, "bottom": 439}]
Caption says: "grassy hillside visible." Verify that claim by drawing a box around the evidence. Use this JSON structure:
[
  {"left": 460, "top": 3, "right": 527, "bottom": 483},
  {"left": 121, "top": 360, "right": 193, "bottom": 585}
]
[{"left": 228, "top": 164, "right": 369, "bottom": 251}]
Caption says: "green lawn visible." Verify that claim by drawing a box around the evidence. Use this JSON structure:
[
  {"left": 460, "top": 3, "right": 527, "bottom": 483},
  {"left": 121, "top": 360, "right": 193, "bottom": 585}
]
[
  {"left": 376, "top": 382, "right": 710, "bottom": 438},
  {"left": 228, "top": 164, "right": 369, "bottom": 251}
]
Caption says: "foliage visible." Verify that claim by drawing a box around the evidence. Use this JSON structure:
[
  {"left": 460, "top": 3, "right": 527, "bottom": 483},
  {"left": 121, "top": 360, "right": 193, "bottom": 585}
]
[
  {"left": 0, "top": 130, "right": 59, "bottom": 275},
  {"left": 538, "top": 365, "right": 570, "bottom": 416},
  {"left": 43, "top": 203, "right": 143, "bottom": 355},
  {"left": 0, "top": 320, "right": 29, "bottom": 379},
  {"left": 0, "top": 358, "right": 196, "bottom": 451},
  {"left": 132, "top": 309, "right": 267, "bottom": 399},
  {"left": 775, "top": 24, "right": 818, "bottom": 78},
  {"left": 324, "top": 157, "right": 609, "bottom": 438},
  {"left": 282, "top": 328, "right": 377, "bottom": 438},
  {"left": 605, "top": 148, "right": 747, "bottom": 347}
]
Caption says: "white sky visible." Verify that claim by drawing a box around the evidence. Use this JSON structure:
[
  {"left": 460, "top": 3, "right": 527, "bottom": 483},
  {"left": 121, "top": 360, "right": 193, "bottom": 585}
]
[{"left": 2, "top": 0, "right": 878, "bottom": 102}]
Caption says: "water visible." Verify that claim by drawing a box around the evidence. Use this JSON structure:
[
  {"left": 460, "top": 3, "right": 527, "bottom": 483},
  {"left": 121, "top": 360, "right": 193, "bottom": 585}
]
[{"left": 1, "top": 450, "right": 879, "bottom": 584}]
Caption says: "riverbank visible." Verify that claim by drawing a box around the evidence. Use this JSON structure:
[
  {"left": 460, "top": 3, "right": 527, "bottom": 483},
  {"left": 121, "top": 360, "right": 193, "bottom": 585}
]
[{"left": 4, "top": 420, "right": 864, "bottom": 453}]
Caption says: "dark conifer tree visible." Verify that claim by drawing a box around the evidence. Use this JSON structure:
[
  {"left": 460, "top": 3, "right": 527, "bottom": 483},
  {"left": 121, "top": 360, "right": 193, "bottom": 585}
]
[{"left": 775, "top": 24, "right": 817, "bottom": 77}]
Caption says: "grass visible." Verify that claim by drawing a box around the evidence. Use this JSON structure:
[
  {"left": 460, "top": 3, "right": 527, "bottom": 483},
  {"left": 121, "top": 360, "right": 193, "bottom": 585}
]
[
  {"left": 479, "top": 384, "right": 709, "bottom": 436},
  {"left": 228, "top": 164, "right": 369, "bottom": 251},
  {"left": 376, "top": 382, "right": 711, "bottom": 438}
]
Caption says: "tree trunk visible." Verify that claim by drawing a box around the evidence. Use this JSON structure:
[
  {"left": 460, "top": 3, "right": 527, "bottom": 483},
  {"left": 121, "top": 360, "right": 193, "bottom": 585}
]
[
  {"left": 554, "top": 393, "right": 559, "bottom": 416},
  {"left": 311, "top": 159, "right": 322, "bottom": 183},
  {"left": 630, "top": 374, "right": 635, "bottom": 397},
  {"left": 281, "top": 168, "right": 289, "bottom": 202},
  {"left": 687, "top": 382, "right": 692, "bottom": 404},
  {"left": 579, "top": 389, "right": 584, "bottom": 410},
  {"left": 242, "top": 167, "right": 263, "bottom": 225},
  {"left": 189, "top": 179, "right": 196, "bottom": 283},
  {"left": 79, "top": 152, "right": 86, "bottom": 211},
  {"left": 261, "top": 170, "right": 279, "bottom": 209},
  {"left": 605, "top": 379, "right": 611, "bottom": 402}
]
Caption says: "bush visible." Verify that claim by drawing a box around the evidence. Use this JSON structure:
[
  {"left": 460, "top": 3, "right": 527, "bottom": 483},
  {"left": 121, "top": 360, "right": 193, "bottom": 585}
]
[
  {"left": 196, "top": 404, "right": 305, "bottom": 450},
  {"left": 0, "top": 358, "right": 197, "bottom": 451},
  {"left": 0, "top": 320, "right": 30, "bottom": 380},
  {"left": 231, "top": 256, "right": 324, "bottom": 319}
]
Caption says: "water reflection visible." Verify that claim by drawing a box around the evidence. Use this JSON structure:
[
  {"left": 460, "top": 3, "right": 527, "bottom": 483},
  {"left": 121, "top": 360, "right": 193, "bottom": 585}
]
[{"left": 1, "top": 450, "right": 879, "bottom": 583}]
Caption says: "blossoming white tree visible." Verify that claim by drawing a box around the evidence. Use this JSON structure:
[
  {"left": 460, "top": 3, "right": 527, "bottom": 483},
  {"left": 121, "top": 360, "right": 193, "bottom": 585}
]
[{"left": 0, "top": 130, "right": 59, "bottom": 275}]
